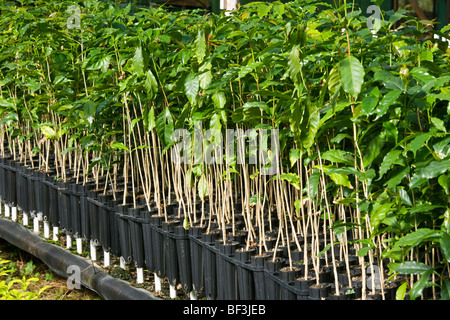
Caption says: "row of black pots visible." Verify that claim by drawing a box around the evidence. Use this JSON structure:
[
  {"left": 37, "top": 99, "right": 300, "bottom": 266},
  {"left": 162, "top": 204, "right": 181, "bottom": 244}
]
[{"left": 0, "top": 156, "right": 406, "bottom": 300}]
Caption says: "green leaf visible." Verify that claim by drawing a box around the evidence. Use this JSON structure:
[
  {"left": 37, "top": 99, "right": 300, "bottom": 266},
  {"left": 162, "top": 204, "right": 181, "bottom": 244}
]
[
  {"left": 144, "top": 69, "right": 158, "bottom": 100},
  {"left": 321, "top": 149, "right": 354, "bottom": 166},
  {"left": 383, "top": 121, "right": 398, "bottom": 145},
  {"left": 397, "top": 187, "right": 412, "bottom": 206},
  {"left": 438, "top": 174, "right": 450, "bottom": 194},
  {"left": 156, "top": 107, "right": 174, "bottom": 148},
  {"left": 198, "top": 174, "right": 208, "bottom": 200},
  {"left": 440, "top": 231, "right": 450, "bottom": 262},
  {"left": 410, "top": 160, "right": 450, "bottom": 189},
  {"left": 212, "top": 91, "right": 226, "bottom": 109},
  {"left": 370, "top": 202, "right": 393, "bottom": 232},
  {"left": 363, "top": 134, "right": 384, "bottom": 168},
  {"left": 357, "top": 245, "right": 373, "bottom": 258},
  {"left": 409, "top": 269, "right": 433, "bottom": 300},
  {"left": 375, "top": 89, "right": 402, "bottom": 119},
  {"left": 339, "top": 56, "right": 365, "bottom": 98},
  {"left": 431, "top": 117, "right": 446, "bottom": 132},
  {"left": 410, "top": 67, "right": 435, "bottom": 86},
  {"left": 148, "top": 106, "right": 156, "bottom": 132},
  {"left": 185, "top": 73, "right": 199, "bottom": 105},
  {"left": 279, "top": 173, "right": 301, "bottom": 190},
  {"left": 289, "top": 148, "right": 301, "bottom": 168},
  {"left": 379, "top": 149, "right": 403, "bottom": 179},
  {"left": 199, "top": 70, "right": 212, "bottom": 90},
  {"left": 407, "top": 132, "right": 433, "bottom": 157},
  {"left": 287, "top": 45, "right": 302, "bottom": 86},
  {"left": 396, "top": 282, "right": 407, "bottom": 300},
  {"left": 40, "top": 125, "right": 59, "bottom": 140},
  {"left": 195, "top": 30, "right": 206, "bottom": 64},
  {"left": 308, "top": 170, "right": 321, "bottom": 198},
  {"left": 133, "top": 46, "right": 146, "bottom": 76},
  {"left": 110, "top": 141, "right": 129, "bottom": 152},
  {"left": 183, "top": 215, "right": 190, "bottom": 230},
  {"left": 327, "top": 65, "right": 341, "bottom": 95},
  {"left": 396, "top": 228, "right": 441, "bottom": 248},
  {"left": 361, "top": 95, "right": 379, "bottom": 114},
  {"left": 395, "top": 261, "right": 432, "bottom": 274},
  {"left": 441, "top": 279, "right": 450, "bottom": 300},
  {"left": 237, "top": 61, "right": 263, "bottom": 80},
  {"left": 83, "top": 101, "right": 97, "bottom": 124},
  {"left": 329, "top": 172, "right": 353, "bottom": 189}
]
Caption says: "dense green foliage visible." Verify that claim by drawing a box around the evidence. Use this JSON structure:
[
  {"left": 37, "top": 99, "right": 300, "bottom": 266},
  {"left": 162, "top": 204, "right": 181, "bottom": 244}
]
[
  {"left": 0, "top": 0, "right": 449, "bottom": 299},
  {"left": 0, "top": 258, "right": 50, "bottom": 299}
]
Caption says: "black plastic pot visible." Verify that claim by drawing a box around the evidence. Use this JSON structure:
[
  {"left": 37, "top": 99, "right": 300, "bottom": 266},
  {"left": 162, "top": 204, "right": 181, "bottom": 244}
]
[
  {"left": 308, "top": 283, "right": 331, "bottom": 300},
  {"left": 57, "top": 180, "right": 70, "bottom": 234},
  {"left": 16, "top": 164, "right": 28, "bottom": 214},
  {"left": 87, "top": 190, "right": 100, "bottom": 245},
  {"left": 294, "top": 278, "right": 315, "bottom": 300},
  {"left": 201, "top": 231, "right": 219, "bottom": 300},
  {"left": 235, "top": 248, "right": 256, "bottom": 300},
  {"left": 215, "top": 239, "right": 239, "bottom": 300},
  {"left": 25, "top": 167, "right": 37, "bottom": 217},
  {"left": 162, "top": 220, "right": 180, "bottom": 288},
  {"left": 264, "top": 257, "right": 286, "bottom": 300},
  {"left": 175, "top": 225, "right": 192, "bottom": 293},
  {"left": 151, "top": 215, "right": 166, "bottom": 279},
  {"left": 46, "top": 175, "right": 59, "bottom": 228},
  {"left": 116, "top": 203, "right": 132, "bottom": 263},
  {"left": 68, "top": 183, "right": 81, "bottom": 237},
  {"left": 188, "top": 225, "right": 204, "bottom": 294},
  {"left": 6, "top": 159, "right": 17, "bottom": 207},
  {"left": 128, "top": 207, "right": 145, "bottom": 269},
  {"left": 279, "top": 266, "right": 301, "bottom": 300},
  {"left": 251, "top": 253, "right": 269, "bottom": 300},
  {"left": 78, "top": 184, "right": 90, "bottom": 240},
  {"left": 141, "top": 208, "right": 158, "bottom": 273},
  {"left": 0, "top": 158, "right": 6, "bottom": 205}
]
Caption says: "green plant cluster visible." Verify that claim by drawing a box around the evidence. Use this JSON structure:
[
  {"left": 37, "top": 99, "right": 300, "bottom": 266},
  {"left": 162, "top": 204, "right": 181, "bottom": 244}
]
[
  {"left": 0, "top": 0, "right": 449, "bottom": 299},
  {"left": 0, "top": 258, "right": 50, "bottom": 300}
]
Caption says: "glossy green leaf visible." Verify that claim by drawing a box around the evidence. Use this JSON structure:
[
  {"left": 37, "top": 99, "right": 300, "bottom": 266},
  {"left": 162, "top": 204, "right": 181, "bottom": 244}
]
[
  {"left": 375, "top": 89, "right": 402, "bottom": 119},
  {"left": 185, "top": 73, "right": 199, "bottom": 105},
  {"left": 133, "top": 46, "right": 145, "bottom": 76},
  {"left": 410, "top": 160, "right": 450, "bottom": 189},
  {"left": 289, "top": 148, "right": 301, "bottom": 168},
  {"left": 321, "top": 149, "right": 354, "bottom": 166},
  {"left": 370, "top": 202, "right": 393, "bottom": 232},
  {"left": 379, "top": 149, "right": 402, "bottom": 179},
  {"left": 144, "top": 69, "right": 158, "bottom": 100},
  {"left": 156, "top": 107, "right": 174, "bottom": 148},
  {"left": 441, "top": 279, "right": 450, "bottom": 300},
  {"left": 279, "top": 173, "right": 301, "bottom": 190},
  {"left": 395, "top": 261, "right": 432, "bottom": 274},
  {"left": 328, "top": 172, "right": 352, "bottom": 189},
  {"left": 431, "top": 117, "right": 446, "bottom": 132},
  {"left": 440, "top": 232, "right": 450, "bottom": 262},
  {"left": 396, "top": 228, "right": 441, "bottom": 248},
  {"left": 110, "top": 141, "right": 129, "bottom": 152},
  {"left": 198, "top": 174, "right": 208, "bottom": 200},
  {"left": 396, "top": 282, "right": 407, "bottom": 300},
  {"left": 195, "top": 29, "right": 206, "bottom": 64},
  {"left": 339, "top": 56, "right": 365, "bottom": 98},
  {"left": 361, "top": 95, "right": 378, "bottom": 114},
  {"left": 409, "top": 269, "right": 433, "bottom": 300}
]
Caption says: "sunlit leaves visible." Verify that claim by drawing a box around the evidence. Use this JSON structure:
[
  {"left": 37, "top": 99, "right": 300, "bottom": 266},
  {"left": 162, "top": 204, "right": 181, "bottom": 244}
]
[{"left": 339, "top": 56, "right": 365, "bottom": 98}]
